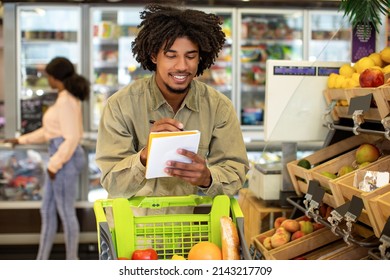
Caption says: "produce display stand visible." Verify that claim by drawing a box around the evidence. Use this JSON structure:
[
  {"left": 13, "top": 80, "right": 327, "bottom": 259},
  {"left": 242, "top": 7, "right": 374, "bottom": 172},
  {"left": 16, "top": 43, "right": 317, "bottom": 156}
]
[
  {"left": 279, "top": 87, "right": 390, "bottom": 260},
  {"left": 93, "top": 194, "right": 251, "bottom": 260}
]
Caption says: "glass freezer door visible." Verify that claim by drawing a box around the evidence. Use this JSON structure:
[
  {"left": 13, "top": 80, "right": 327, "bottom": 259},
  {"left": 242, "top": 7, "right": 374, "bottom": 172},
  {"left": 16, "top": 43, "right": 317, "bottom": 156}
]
[
  {"left": 307, "top": 10, "right": 352, "bottom": 62},
  {"left": 194, "top": 8, "right": 236, "bottom": 103},
  {"left": 18, "top": 6, "right": 82, "bottom": 134},
  {"left": 90, "top": 7, "right": 235, "bottom": 131},
  {"left": 238, "top": 9, "right": 304, "bottom": 128},
  {"left": 90, "top": 6, "right": 152, "bottom": 131}
]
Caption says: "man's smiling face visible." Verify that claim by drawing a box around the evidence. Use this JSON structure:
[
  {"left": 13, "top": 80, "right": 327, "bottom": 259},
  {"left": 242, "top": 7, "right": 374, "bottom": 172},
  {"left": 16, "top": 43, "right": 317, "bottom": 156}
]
[{"left": 152, "top": 36, "right": 200, "bottom": 96}]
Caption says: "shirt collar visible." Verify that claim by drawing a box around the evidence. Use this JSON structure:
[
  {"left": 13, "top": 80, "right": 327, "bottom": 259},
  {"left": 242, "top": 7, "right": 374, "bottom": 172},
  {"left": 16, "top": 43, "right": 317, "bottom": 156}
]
[{"left": 149, "top": 74, "right": 200, "bottom": 113}]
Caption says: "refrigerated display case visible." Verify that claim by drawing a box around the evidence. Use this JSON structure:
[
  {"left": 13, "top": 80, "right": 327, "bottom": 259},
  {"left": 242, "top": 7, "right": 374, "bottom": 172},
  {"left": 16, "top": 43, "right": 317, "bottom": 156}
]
[
  {"left": 89, "top": 6, "right": 236, "bottom": 131},
  {"left": 5, "top": 4, "right": 361, "bottom": 137},
  {"left": 18, "top": 6, "right": 83, "bottom": 134},
  {"left": 194, "top": 8, "right": 236, "bottom": 103},
  {"left": 237, "top": 9, "right": 304, "bottom": 128},
  {"left": 306, "top": 10, "right": 352, "bottom": 62},
  {"left": 2, "top": 4, "right": 85, "bottom": 202},
  {"left": 90, "top": 6, "right": 152, "bottom": 130}
]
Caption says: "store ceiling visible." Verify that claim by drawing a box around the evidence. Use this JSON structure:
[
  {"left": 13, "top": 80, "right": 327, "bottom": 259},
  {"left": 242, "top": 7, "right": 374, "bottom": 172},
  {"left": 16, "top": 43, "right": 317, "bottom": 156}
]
[{"left": 1, "top": 0, "right": 342, "bottom": 9}]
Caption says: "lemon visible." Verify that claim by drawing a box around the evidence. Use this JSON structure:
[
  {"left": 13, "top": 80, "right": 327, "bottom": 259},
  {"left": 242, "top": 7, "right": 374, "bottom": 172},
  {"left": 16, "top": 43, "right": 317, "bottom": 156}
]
[
  {"left": 380, "top": 47, "right": 390, "bottom": 64},
  {"left": 339, "top": 63, "right": 355, "bottom": 78},
  {"left": 351, "top": 72, "right": 360, "bottom": 83},
  {"left": 171, "top": 254, "right": 186, "bottom": 260},
  {"left": 345, "top": 78, "right": 359, "bottom": 88},
  {"left": 369, "top": 66, "right": 384, "bottom": 72},
  {"left": 349, "top": 78, "right": 360, "bottom": 88},
  {"left": 337, "top": 99, "right": 349, "bottom": 106},
  {"left": 383, "top": 64, "right": 390, "bottom": 74},
  {"left": 355, "top": 57, "right": 375, "bottom": 73},
  {"left": 327, "top": 73, "right": 338, "bottom": 88},
  {"left": 341, "top": 77, "right": 350, "bottom": 89},
  {"left": 335, "top": 75, "right": 346, "bottom": 88},
  {"left": 369, "top": 52, "right": 384, "bottom": 67}
]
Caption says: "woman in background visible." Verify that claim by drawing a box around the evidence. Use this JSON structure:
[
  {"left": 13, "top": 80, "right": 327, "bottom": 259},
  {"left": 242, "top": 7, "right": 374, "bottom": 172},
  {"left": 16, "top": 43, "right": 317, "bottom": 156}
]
[{"left": 5, "top": 57, "right": 90, "bottom": 259}]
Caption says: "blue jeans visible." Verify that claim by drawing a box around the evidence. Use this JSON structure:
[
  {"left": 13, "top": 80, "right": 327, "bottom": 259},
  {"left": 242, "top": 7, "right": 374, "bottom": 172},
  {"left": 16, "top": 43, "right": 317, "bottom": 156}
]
[{"left": 36, "top": 137, "right": 85, "bottom": 260}]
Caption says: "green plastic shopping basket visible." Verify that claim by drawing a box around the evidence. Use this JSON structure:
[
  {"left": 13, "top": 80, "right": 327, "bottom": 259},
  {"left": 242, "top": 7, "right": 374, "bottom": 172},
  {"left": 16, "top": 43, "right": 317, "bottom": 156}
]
[{"left": 93, "top": 194, "right": 250, "bottom": 260}]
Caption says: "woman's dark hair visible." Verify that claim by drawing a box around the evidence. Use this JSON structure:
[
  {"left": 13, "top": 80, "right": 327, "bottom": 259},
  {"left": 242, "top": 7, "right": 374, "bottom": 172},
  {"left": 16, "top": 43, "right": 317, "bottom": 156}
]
[
  {"left": 131, "top": 4, "right": 226, "bottom": 77},
  {"left": 45, "top": 57, "right": 90, "bottom": 101}
]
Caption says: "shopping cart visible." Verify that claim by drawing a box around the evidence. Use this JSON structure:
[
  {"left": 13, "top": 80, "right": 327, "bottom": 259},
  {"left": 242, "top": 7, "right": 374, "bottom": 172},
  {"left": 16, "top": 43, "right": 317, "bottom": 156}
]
[{"left": 93, "top": 194, "right": 251, "bottom": 260}]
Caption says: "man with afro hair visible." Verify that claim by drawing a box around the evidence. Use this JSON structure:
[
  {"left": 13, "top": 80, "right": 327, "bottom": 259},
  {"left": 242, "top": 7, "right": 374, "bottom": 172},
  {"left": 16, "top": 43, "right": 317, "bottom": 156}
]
[{"left": 96, "top": 4, "right": 249, "bottom": 213}]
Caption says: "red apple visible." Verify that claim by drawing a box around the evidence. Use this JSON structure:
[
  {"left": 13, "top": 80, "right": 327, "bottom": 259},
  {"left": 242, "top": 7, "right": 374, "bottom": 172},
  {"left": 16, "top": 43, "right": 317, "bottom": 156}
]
[
  {"left": 312, "top": 222, "right": 325, "bottom": 231},
  {"left": 291, "top": 230, "right": 306, "bottom": 241},
  {"left": 274, "top": 217, "right": 287, "bottom": 229},
  {"left": 359, "top": 68, "right": 384, "bottom": 87}
]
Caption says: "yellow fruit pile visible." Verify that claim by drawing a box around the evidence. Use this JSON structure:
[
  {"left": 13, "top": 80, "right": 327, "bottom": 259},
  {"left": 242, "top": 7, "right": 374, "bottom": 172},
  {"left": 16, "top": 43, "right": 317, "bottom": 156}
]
[{"left": 327, "top": 47, "right": 390, "bottom": 89}]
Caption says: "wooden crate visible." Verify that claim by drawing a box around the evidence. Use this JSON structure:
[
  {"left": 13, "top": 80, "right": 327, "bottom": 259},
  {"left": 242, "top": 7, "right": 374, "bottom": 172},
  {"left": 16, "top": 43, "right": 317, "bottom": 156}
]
[
  {"left": 324, "top": 88, "right": 381, "bottom": 122},
  {"left": 302, "top": 239, "right": 369, "bottom": 260},
  {"left": 287, "top": 134, "right": 383, "bottom": 207},
  {"left": 335, "top": 156, "right": 390, "bottom": 234},
  {"left": 375, "top": 86, "right": 390, "bottom": 120},
  {"left": 252, "top": 217, "right": 341, "bottom": 260},
  {"left": 238, "top": 189, "right": 291, "bottom": 246},
  {"left": 306, "top": 149, "right": 356, "bottom": 208},
  {"left": 368, "top": 190, "right": 390, "bottom": 238}
]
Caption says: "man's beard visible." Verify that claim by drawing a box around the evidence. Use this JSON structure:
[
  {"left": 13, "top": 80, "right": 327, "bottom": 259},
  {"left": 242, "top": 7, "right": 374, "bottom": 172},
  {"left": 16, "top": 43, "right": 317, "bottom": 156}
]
[{"left": 165, "top": 82, "right": 191, "bottom": 95}]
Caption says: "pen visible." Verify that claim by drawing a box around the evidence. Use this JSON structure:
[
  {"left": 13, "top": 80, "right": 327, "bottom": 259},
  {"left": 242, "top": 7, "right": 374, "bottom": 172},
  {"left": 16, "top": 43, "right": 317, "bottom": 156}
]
[{"left": 149, "top": 120, "right": 184, "bottom": 131}]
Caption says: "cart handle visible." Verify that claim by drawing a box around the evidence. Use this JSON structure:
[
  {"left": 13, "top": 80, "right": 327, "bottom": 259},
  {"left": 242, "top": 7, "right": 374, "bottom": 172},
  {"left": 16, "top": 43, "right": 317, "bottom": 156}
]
[{"left": 95, "top": 194, "right": 214, "bottom": 209}]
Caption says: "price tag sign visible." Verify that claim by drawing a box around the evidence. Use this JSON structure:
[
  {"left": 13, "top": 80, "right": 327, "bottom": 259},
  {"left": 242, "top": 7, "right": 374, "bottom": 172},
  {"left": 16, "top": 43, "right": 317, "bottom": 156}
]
[
  {"left": 348, "top": 94, "right": 373, "bottom": 115},
  {"left": 345, "top": 195, "right": 364, "bottom": 222},
  {"left": 331, "top": 201, "right": 351, "bottom": 223},
  {"left": 305, "top": 180, "right": 325, "bottom": 204}
]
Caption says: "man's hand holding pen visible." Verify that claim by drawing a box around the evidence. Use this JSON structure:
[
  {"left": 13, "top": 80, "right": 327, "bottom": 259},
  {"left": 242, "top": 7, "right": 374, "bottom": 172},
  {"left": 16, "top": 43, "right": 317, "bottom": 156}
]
[
  {"left": 140, "top": 118, "right": 184, "bottom": 166},
  {"left": 141, "top": 118, "right": 211, "bottom": 187}
]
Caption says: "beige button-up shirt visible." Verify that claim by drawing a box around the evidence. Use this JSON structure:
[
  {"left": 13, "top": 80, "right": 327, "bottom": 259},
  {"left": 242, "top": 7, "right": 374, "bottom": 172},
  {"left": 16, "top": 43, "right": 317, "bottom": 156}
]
[{"left": 96, "top": 74, "right": 249, "bottom": 206}]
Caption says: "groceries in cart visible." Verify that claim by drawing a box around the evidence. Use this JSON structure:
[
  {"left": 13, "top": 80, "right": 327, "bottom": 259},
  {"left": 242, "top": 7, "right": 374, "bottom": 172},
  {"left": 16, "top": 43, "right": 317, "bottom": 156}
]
[{"left": 93, "top": 195, "right": 250, "bottom": 260}]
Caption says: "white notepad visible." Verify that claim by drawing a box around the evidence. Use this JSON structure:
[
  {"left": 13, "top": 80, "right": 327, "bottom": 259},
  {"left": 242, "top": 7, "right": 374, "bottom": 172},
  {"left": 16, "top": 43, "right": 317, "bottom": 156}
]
[{"left": 145, "top": 130, "right": 201, "bottom": 179}]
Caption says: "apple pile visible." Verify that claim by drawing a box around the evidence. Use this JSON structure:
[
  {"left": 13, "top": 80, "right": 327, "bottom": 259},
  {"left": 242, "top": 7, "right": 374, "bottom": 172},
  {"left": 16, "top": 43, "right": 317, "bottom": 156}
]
[
  {"left": 257, "top": 207, "right": 333, "bottom": 250},
  {"left": 327, "top": 46, "right": 390, "bottom": 90},
  {"left": 321, "top": 143, "right": 381, "bottom": 180},
  {"left": 257, "top": 217, "right": 322, "bottom": 250}
]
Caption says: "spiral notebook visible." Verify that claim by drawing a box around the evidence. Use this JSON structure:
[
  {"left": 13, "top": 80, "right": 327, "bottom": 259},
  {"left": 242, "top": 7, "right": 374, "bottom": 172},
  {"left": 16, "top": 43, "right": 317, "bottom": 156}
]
[{"left": 145, "top": 130, "right": 201, "bottom": 179}]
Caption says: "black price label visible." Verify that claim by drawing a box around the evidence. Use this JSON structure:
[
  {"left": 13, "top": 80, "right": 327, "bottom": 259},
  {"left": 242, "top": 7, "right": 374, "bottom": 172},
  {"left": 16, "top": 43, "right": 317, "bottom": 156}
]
[
  {"left": 331, "top": 202, "right": 351, "bottom": 222},
  {"left": 306, "top": 180, "right": 325, "bottom": 204},
  {"left": 348, "top": 94, "right": 373, "bottom": 115},
  {"left": 345, "top": 196, "right": 364, "bottom": 222}
]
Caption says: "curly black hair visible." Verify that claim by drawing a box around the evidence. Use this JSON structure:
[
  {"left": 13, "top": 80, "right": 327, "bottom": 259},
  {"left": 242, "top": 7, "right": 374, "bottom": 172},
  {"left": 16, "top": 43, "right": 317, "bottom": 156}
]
[{"left": 131, "top": 4, "right": 226, "bottom": 77}]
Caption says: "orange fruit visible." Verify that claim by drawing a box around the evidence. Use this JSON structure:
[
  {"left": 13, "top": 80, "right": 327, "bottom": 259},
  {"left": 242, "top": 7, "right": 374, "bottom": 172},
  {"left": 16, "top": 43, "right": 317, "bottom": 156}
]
[{"left": 187, "top": 241, "right": 222, "bottom": 260}]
